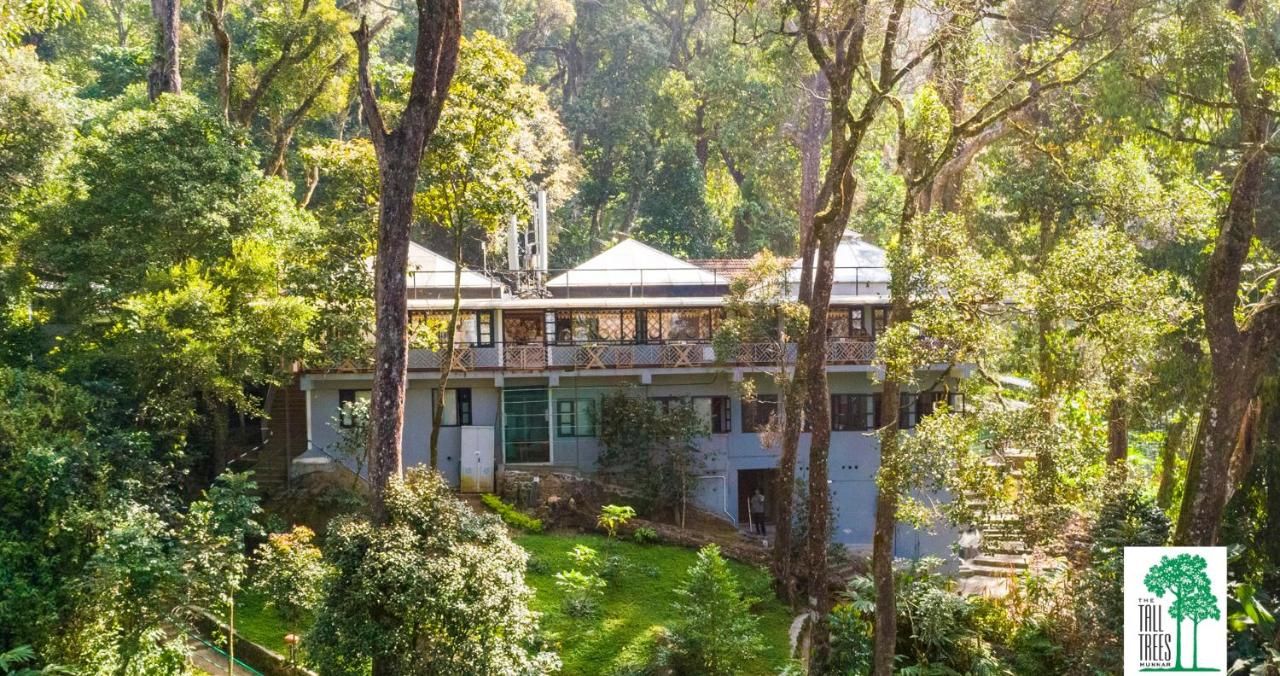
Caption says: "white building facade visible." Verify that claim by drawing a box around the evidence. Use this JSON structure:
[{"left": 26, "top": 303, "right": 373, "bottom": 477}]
[{"left": 293, "top": 231, "right": 962, "bottom": 557}]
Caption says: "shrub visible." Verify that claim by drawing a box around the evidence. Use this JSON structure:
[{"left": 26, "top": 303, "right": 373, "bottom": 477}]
[
  {"left": 307, "top": 470, "right": 558, "bottom": 675},
  {"left": 1072, "top": 487, "right": 1170, "bottom": 672},
  {"left": 526, "top": 555, "right": 550, "bottom": 575},
  {"left": 569, "top": 544, "right": 600, "bottom": 570},
  {"left": 598, "top": 504, "right": 636, "bottom": 539},
  {"left": 661, "top": 544, "right": 762, "bottom": 675},
  {"left": 555, "top": 545, "right": 607, "bottom": 617},
  {"left": 598, "top": 389, "right": 707, "bottom": 525},
  {"left": 632, "top": 526, "right": 659, "bottom": 544},
  {"left": 828, "top": 603, "right": 873, "bottom": 676},
  {"left": 251, "top": 525, "right": 330, "bottom": 629},
  {"left": 481, "top": 493, "right": 544, "bottom": 533},
  {"left": 600, "top": 554, "right": 628, "bottom": 580},
  {"left": 554, "top": 569, "right": 607, "bottom": 617}
]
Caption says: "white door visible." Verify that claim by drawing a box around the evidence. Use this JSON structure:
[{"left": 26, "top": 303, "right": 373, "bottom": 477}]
[{"left": 460, "top": 425, "right": 495, "bottom": 493}]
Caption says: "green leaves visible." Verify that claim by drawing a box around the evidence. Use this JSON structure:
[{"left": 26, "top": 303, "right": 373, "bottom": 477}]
[
  {"left": 417, "top": 31, "right": 537, "bottom": 243},
  {"left": 663, "top": 544, "right": 763, "bottom": 675},
  {"left": 251, "top": 525, "right": 330, "bottom": 626},
  {"left": 307, "top": 469, "right": 558, "bottom": 675}
]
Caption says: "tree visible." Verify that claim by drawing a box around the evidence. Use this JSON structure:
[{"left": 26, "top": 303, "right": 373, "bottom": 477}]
[
  {"left": 1155, "top": 0, "right": 1280, "bottom": 546},
  {"left": 0, "top": 0, "right": 82, "bottom": 45},
  {"left": 0, "top": 48, "right": 78, "bottom": 364},
  {"left": 1144, "top": 553, "right": 1217, "bottom": 670},
  {"left": 35, "top": 94, "right": 268, "bottom": 309},
  {"left": 712, "top": 250, "right": 807, "bottom": 597},
  {"left": 352, "top": 0, "right": 461, "bottom": 524},
  {"left": 1036, "top": 227, "right": 1186, "bottom": 468},
  {"left": 663, "top": 544, "right": 763, "bottom": 675},
  {"left": 180, "top": 472, "right": 262, "bottom": 675},
  {"left": 1178, "top": 585, "right": 1220, "bottom": 670},
  {"left": 415, "top": 32, "right": 533, "bottom": 469},
  {"left": 105, "top": 236, "right": 315, "bottom": 471},
  {"left": 306, "top": 469, "right": 558, "bottom": 675},
  {"left": 636, "top": 138, "right": 718, "bottom": 257},
  {"left": 597, "top": 387, "right": 708, "bottom": 526},
  {"left": 146, "top": 0, "right": 179, "bottom": 98},
  {"left": 0, "top": 367, "right": 175, "bottom": 660},
  {"left": 223, "top": 0, "right": 355, "bottom": 173}
]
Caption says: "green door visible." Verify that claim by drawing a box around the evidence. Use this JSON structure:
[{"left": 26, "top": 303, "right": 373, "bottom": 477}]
[{"left": 503, "top": 388, "right": 550, "bottom": 463}]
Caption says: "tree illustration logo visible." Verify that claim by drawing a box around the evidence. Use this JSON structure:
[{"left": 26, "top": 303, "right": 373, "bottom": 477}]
[{"left": 1125, "top": 548, "right": 1226, "bottom": 674}]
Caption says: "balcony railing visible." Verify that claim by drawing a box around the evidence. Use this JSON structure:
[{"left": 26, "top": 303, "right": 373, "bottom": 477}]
[
  {"left": 406, "top": 265, "right": 890, "bottom": 299},
  {"left": 405, "top": 339, "right": 875, "bottom": 372}
]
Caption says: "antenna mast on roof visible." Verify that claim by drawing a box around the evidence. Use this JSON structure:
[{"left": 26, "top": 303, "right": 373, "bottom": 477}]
[{"left": 504, "top": 189, "right": 551, "bottom": 298}]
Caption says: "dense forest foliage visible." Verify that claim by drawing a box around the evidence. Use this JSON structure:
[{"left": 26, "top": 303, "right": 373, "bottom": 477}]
[{"left": 4, "top": 0, "right": 1280, "bottom": 671}]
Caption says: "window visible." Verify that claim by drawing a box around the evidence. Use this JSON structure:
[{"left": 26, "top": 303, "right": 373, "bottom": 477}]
[
  {"left": 684, "top": 396, "right": 732, "bottom": 434},
  {"left": 338, "top": 389, "right": 370, "bottom": 428},
  {"left": 710, "top": 396, "right": 732, "bottom": 434},
  {"left": 899, "top": 393, "right": 919, "bottom": 429},
  {"left": 556, "top": 398, "right": 597, "bottom": 437},
  {"left": 411, "top": 311, "right": 494, "bottom": 347},
  {"left": 896, "top": 391, "right": 962, "bottom": 429},
  {"left": 742, "top": 395, "right": 778, "bottom": 433},
  {"left": 431, "top": 388, "right": 473, "bottom": 426},
  {"left": 475, "top": 311, "right": 494, "bottom": 346},
  {"left": 827, "top": 308, "right": 867, "bottom": 339},
  {"left": 547, "top": 310, "right": 564, "bottom": 344},
  {"left": 871, "top": 306, "right": 889, "bottom": 337},
  {"left": 504, "top": 388, "right": 550, "bottom": 463},
  {"left": 646, "top": 309, "right": 715, "bottom": 343},
  {"left": 831, "top": 394, "right": 875, "bottom": 431},
  {"left": 917, "top": 391, "right": 964, "bottom": 418}
]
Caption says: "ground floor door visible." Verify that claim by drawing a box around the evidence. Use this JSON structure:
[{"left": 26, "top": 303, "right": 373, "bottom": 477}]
[
  {"left": 737, "top": 468, "right": 779, "bottom": 529},
  {"left": 460, "top": 425, "right": 495, "bottom": 492},
  {"left": 503, "top": 388, "right": 550, "bottom": 463}
]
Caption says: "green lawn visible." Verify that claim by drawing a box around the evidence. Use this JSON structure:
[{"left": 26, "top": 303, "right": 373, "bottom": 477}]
[
  {"left": 232, "top": 591, "right": 305, "bottom": 656},
  {"left": 517, "top": 532, "right": 796, "bottom": 675},
  {"left": 232, "top": 533, "right": 797, "bottom": 675}
]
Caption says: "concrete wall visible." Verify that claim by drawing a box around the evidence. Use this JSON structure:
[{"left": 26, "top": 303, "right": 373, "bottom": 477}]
[
  {"left": 303, "top": 368, "right": 960, "bottom": 558},
  {"left": 306, "top": 375, "right": 501, "bottom": 488}
]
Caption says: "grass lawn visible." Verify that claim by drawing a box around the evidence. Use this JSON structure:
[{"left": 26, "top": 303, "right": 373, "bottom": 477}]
[
  {"left": 518, "top": 532, "right": 796, "bottom": 676},
  {"left": 232, "top": 590, "right": 307, "bottom": 656}
]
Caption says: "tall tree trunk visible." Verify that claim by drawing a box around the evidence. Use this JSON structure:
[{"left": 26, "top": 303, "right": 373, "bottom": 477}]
[
  {"left": 871, "top": 195, "right": 915, "bottom": 675},
  {"left": 147, "top": 0, "right": 181, "bottom": 100},
  {"left": 355, "top": 0, "right": 462, "bottom": 526},
  {"left": 802, "top": 226, "right": 840, "bottom": 669},
  {"left": 429, "top": 226, "right": 464, "bottom": 470},
  {"left": 1176, "top": 11, "right": 1277, "bottom": 541},
  {"left": 773, "top": 70, "right": 827, "bottom": 605},
  {"left": 203, "top": 0, "right": 230, "bottom": 120},
  {"left": 871, "top": 377, "right": 901, "bottom": 675}
]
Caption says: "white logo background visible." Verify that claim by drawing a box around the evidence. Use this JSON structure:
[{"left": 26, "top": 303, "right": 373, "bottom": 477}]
[{"left": 1123, "top": 546, "right": 1227, "bottom": 675}]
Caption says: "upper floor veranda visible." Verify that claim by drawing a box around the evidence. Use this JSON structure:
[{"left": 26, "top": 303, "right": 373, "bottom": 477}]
[{"left": 314, "top": 230, "right": 901, "bottom": 376}]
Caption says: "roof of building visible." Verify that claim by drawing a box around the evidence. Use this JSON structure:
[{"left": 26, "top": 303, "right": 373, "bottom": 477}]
[
  {"left": 788, "top": 230, "right": 890, "bottom": 287},
  {"left": 689, "top": 258, "right": 758, "bottom": 281},
  {"left": 546, "top": 238, "right": 720, "bottom": 288},
  {"left": 405, "top": 241, "right": 501, "bottom": 290}
]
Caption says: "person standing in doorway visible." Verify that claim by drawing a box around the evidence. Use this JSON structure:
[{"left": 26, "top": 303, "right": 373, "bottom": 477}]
[{"left": 750, "top": 488, "right": 767, "bottom": 535}]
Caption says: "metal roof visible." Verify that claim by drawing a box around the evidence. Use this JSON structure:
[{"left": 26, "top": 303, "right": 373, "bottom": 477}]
[
  {"left": 788, "top": 230, "right": 889, "bottom": 283},
  {"left": 546, "top": 238, "right": 720, "bottom": 287},
  {"left": 405, "top": 241, "right": 502, "bottom": 290}
]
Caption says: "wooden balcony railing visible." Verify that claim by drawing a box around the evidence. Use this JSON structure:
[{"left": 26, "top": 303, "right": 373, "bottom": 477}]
[{"left": 404, "top": 339, "right": 875, "bottom": 372}]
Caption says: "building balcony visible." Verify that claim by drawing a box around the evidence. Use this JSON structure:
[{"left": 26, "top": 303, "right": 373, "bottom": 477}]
[{"left": 404, "top": 339, "right": 876, "bottom": 373}]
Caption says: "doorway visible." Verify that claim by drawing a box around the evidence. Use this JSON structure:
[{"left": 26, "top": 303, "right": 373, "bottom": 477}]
[
  {"left": 503, "top": 312, "right": 546, "bottom": 369},
  {"left": 737, "top": 468, "right": 779, "bottom": 531}
]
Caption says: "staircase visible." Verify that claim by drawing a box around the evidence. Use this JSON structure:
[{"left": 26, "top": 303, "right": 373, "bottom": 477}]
[{"left": 956, "top": 452, "right": 1036, "bottom": 597}]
